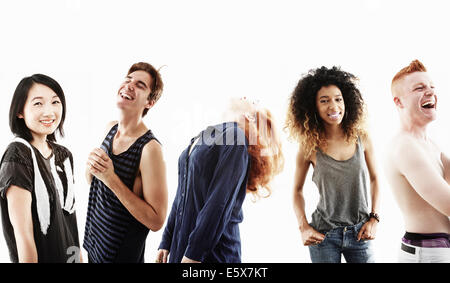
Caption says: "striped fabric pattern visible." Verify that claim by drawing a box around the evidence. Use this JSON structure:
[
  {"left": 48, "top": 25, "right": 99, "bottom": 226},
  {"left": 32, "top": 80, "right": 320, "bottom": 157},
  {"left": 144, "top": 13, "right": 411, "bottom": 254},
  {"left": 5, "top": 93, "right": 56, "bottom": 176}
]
[{"left": 83, "top": 124, "right": 156, "bottom": 262}]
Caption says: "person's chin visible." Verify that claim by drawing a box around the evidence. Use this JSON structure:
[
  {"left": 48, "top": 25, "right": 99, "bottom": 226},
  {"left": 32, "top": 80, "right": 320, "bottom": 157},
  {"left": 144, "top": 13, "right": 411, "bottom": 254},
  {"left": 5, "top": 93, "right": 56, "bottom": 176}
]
[
  {"left": 425, "top": 113, "right": 437, "bottom": 122},
  {"left": 32, "top": 128, "right": 56, "bottom": 137},
  {"left": 324, "top": 117, "right": 343, "bottom": 125},
  {"left": 116, "top": 101, "right": 129, "bottom": 110},
  {"left": 419, "top": 109, "right": 437, "bottom": 122},
  {"left": 116, "top": 102, "right": 139, "bottom": 115}
]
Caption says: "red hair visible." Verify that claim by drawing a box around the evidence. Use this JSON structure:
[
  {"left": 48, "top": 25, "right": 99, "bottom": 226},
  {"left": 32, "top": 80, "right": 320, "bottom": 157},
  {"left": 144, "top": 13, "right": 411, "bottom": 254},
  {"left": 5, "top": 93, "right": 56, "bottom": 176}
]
[
  {"left": 239, "top": 109, "right": 284, "bottom": 199},
  {"left": 392, "top": 59, "right": 427, "bottom": 85}
]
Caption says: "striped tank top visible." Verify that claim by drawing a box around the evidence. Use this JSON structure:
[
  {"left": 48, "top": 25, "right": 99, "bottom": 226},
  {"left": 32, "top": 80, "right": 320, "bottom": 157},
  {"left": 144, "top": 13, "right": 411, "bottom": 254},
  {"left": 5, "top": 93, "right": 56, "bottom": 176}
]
[{"left": 83, "top": 124, "right": 158, "bottom": 263}]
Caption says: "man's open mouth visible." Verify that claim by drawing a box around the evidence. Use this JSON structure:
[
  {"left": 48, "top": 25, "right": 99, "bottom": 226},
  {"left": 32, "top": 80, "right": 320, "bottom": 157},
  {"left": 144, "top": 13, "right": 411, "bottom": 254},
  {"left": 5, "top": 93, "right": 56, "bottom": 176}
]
[{"left": 421, "top": 101, "right": 435, "bottom": 109}]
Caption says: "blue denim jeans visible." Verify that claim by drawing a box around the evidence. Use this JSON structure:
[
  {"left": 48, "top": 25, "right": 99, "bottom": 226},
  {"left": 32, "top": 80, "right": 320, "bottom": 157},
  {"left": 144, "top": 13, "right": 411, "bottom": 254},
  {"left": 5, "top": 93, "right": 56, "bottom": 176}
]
[{"left": 308, "top": 222, "right": 374, "bottom": 263}]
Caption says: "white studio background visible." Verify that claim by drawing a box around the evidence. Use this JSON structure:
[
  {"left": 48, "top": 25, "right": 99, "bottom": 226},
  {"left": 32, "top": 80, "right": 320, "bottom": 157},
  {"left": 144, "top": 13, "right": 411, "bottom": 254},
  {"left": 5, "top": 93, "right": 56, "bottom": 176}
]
[{"left": 0, "top": 0, "right": 449, "bottom": 263}]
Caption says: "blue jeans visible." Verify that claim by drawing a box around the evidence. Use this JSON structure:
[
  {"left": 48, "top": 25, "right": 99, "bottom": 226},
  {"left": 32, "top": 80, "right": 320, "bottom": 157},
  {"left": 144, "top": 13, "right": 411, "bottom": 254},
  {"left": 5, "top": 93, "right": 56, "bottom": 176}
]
[{"left": 308, "top": 222, "right": 374, "bottom": 263}]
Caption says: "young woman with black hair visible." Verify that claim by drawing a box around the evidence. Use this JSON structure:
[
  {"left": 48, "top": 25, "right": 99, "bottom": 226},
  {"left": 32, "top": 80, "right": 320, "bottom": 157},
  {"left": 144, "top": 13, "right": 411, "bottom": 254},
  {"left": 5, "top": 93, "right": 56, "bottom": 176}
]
[{"left": 0, "top": 74, "right": 81, "bottom": 263}]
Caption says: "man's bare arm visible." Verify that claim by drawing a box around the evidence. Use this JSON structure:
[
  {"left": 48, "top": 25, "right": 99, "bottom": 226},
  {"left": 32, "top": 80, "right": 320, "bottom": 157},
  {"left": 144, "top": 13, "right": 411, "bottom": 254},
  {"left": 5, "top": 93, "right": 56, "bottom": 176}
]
[
  {"left": 88, "top": 140, "right": 168, "bottom": 231},
  {"left": 441, "top": 152, "right": 450, "bottom": 184},
  {"left": 395, "top": 137, "right": 450, "bottom": 216},
  {"left": 139, "top": 140, "right": 168, "bottom": 230}
]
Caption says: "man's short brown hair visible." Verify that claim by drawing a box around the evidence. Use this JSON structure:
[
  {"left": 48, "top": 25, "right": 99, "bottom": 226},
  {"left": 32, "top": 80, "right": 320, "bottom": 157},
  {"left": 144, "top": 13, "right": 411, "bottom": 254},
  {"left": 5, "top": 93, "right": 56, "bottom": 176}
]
[{"left": 128, "top": 62, "right": 164, "bottom": 117}]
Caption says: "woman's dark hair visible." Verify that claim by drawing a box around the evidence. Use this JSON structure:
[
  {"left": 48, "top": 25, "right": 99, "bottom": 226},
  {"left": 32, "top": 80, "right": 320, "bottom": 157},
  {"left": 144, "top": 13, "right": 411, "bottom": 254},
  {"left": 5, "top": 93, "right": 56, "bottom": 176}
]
[
  {"left": 9, "top": 74, "right": 66, "bottom": 142},
  {"left": 286, "top": 66, "right": 367, "bottom": 158}
]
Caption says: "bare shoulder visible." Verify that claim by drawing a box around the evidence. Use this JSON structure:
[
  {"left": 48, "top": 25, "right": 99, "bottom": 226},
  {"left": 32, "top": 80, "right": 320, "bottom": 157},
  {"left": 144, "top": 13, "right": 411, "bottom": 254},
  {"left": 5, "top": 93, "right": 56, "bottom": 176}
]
[
  {"left": 98, "top": 120, "right": 119, "bottom": 140},
  {"left": 384, "top": 133, "right": 412, "bottom": 170},
  {"left": 139, "top": 140, "right": 165, "bottom": 180},
  {"left": 387, "top": 133, "right": 416, "bottom": 157},
  {"left": 141, "top": 140, "right": 164, "bottom": 161},
  {"left": 296, "top": 144, "right": 308, "bottom": 161},
  {"left": 105, "top": 120, "right": 119, "bottom": 132},
  {"left": 429, "top": 139, "right": 444, "bottom": 154},
  {"left": 297, "top": 144, "right": 314, "bottom": 165},
  {"left": 389, "top": 133, "right": 440, "bottom": 175},
  {"left": 360, "top": 133, "right": 373, "bottom": 151}
]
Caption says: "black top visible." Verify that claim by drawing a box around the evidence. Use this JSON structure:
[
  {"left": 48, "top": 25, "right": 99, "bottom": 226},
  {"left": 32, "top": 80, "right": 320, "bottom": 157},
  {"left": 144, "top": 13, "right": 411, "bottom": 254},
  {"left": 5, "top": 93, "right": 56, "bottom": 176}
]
[
  {"left": 83, "top": 124, "right": 159, "bottom": 263},
  {"left": 159, "top": 122, "right": 250, "bottom": 263},
  {"left": 0, "top": 141, "right": 80, "bottom": 263}
]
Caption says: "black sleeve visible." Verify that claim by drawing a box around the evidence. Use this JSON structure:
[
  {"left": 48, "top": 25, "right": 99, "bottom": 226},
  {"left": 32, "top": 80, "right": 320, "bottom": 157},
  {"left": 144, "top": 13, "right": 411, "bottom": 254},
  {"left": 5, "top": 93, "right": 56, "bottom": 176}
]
[
  {"left": 0, "top": 142, "right": 34, "bottom": 199},
  {"left": 52, "top": 142, "right": 73, "bottom": 170}
]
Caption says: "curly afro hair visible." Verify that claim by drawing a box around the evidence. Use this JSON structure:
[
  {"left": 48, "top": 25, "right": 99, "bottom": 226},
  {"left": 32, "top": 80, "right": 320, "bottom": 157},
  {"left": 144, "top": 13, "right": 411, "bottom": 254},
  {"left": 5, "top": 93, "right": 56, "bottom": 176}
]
[{"left": 286, "top": 66, "right": 367, "bottom": 158}]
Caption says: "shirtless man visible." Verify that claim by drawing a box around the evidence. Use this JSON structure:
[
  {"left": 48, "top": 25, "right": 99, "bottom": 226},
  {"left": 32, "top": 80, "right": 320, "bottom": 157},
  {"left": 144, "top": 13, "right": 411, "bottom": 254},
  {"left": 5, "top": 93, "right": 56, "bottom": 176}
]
[{"left": 385, "top": 59, "right": 450, "bottom": 263}]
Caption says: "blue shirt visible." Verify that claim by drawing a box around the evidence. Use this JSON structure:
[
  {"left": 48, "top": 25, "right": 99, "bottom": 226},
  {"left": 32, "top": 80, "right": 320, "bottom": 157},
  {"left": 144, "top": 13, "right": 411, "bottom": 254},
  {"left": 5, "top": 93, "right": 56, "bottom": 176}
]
[{"left": 159, "top": 122, "right": 249, "bottom": 263}]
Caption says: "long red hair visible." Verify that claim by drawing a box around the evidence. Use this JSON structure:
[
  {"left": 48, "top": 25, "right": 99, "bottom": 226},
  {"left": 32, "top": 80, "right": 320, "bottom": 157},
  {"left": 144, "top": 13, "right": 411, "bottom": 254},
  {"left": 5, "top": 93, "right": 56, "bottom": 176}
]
[{"left": 239, "top": 109, "right": 284, "bottom": 199}]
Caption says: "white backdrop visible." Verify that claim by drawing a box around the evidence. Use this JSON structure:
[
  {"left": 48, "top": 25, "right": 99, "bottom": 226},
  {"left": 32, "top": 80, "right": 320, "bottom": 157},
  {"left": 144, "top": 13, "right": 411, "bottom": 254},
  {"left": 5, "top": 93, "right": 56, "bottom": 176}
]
[{"left": 0, "top": 0, "right": 449, "bottom": 263}]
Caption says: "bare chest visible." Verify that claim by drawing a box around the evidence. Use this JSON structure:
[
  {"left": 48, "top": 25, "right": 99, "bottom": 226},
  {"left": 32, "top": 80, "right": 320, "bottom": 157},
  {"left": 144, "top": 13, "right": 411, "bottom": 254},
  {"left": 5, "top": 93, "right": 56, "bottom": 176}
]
[
  {"left": 323, "top": 140, "right": 357, "bottom": 161},
  {"left": 311, "top": 140, "right": 358, "bottom": 166},
  {"left": 418, "top": 142, "right": 444, "bottom": 176},
  {"left": 112, "top": 135, "right": 138, "bottom": 155}
]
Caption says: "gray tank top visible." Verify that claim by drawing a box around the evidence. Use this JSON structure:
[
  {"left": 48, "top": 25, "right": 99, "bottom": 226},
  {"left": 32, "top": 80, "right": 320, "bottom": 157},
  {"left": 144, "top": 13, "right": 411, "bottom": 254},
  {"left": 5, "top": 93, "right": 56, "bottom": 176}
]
[{"left": 310, "top": 137, "right": 370, "bottom": 233}]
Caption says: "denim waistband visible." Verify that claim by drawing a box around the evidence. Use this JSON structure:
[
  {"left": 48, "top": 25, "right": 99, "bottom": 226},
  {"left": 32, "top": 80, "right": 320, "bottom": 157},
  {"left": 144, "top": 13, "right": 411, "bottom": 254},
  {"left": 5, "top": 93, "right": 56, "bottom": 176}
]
[{"left": 322, "top": 221, "right": 365, "bottom": 235}]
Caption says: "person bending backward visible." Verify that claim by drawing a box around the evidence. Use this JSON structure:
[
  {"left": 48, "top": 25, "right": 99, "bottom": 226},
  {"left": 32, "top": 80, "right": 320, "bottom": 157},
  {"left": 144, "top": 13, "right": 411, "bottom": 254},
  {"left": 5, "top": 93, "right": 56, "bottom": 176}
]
[
  {"left": 287, "top": 66, "right": 380, "bottom": 263},
  {"left": 385, "top": 59, "right": 450, "bottom": 263},
  {"left": 156, "top": 97, "right": 284, "bottom": 263},
  {"left": 0, "top": 74, "right": 81, "bottom": 263},
  {"left": 83, "top": 62, "right": 168, "bottom": 263}
]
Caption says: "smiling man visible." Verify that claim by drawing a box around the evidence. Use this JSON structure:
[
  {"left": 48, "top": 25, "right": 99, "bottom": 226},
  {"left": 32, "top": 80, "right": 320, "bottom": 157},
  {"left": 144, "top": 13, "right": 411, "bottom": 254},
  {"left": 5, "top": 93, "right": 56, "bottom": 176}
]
[
  {"left": 83, "top": 62, "right": 168, "bottom": 263},
  {"left": 384, "top": 59, "right": 450, "bottom": 263}
]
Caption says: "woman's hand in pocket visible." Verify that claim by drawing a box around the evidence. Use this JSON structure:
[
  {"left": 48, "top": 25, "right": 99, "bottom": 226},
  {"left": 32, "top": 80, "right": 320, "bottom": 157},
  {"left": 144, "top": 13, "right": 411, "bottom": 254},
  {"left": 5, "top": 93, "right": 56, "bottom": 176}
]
[{"left": 300, "top": 224, "right": 326, "bottom": 246}]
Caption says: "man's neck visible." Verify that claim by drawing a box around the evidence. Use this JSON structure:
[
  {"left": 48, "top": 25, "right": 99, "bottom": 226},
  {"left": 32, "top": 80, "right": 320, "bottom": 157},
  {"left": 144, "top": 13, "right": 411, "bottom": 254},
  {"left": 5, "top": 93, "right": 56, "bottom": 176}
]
[
  {"left": 400, "top": 118, "right": 429, "bottom": 141},
  {"left": 117, "top": 112, "right": 147, "bottom": 137}
]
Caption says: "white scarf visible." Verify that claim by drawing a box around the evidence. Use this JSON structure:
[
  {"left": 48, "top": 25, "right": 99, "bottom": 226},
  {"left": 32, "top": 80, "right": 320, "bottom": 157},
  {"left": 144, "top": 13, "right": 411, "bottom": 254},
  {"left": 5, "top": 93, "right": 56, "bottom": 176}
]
[{"left": 13, "top": 138, "right": 75, "bottom": 235}]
